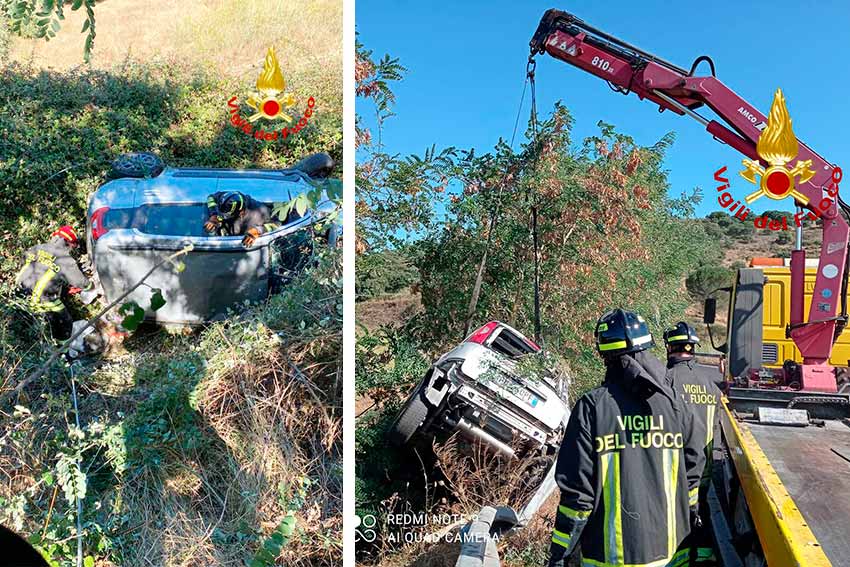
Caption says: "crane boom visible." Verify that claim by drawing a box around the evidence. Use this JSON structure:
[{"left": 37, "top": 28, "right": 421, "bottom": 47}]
[{"left": 530, "top": 9, "right": 849, "bottom": 392}]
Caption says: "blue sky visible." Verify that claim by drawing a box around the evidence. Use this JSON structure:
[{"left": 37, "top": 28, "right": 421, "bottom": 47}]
[{"left": 356, "top": 0, "right": 850, "bottom": 218}]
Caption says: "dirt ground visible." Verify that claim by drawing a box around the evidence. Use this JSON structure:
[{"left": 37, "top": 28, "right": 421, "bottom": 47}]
[{"left": 356, "top": 290, "right": 423, "bottom": 333}]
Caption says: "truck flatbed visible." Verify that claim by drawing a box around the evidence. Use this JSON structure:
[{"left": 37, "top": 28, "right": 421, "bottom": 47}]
[
  {"left": 748, "top": 421, "right": 850, "bottom": 565},
  {"left": 721, "top": 398, "right": 850, "bottom": 567}
]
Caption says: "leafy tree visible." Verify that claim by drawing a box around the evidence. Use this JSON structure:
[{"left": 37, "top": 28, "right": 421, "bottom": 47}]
[
  {"left": 2, "top": 0, "right": 97, "bottom": 62},
  {"left": 356, "top": 40, "right": 458, "bottom": 251},
  {"left": 414, "top": 110, "right": 720, "bottom": 379},
  {"left": 686, "top": 265, "right": 734, "bottom": 298},
  {"left": 356, "top": 249, "right": 419, "bottom": 299}
]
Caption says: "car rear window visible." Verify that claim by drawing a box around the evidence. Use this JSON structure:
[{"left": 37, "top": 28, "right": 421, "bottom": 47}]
[
  {"left": 489, "top": 328, "right": 539, "bottom": 358},
  {"left": 101, "top": 208, "right": 141, "bottom": 231},
  {"left": 102, "top": 202, "right": 295, "bottom": 237},
  {"left": 139, "top": 204, "right": 209, "bottom": 236}
]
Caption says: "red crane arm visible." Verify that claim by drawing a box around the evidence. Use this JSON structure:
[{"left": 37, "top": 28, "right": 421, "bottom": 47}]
[{"left": 530, "top": 10, "right": 848, "bottom": 387}]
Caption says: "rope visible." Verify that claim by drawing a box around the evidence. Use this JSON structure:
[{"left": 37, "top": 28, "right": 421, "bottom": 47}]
[
  {"left": 462, "top": 58, "right": 544, "bottom": 344},
  {"left": 510, "top": 77, "right": 529, "bottom": 149},
  {"left": 69, "top": 365, "right": 84, "bottom": 567}
]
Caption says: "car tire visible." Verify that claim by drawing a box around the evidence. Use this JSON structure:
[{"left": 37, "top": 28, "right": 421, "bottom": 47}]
[
  {"left": 291, "top": 152, "right": 334, "bottom": 179},
  {"left": 109, "top": 152, "right": 165, "bottom": 179},
  {"left": 388, "top": 384, "right": 430, "bottom": 447}
]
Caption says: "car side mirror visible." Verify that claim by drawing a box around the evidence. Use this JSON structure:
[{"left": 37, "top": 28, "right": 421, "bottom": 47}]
[{"left": 703, "top": 297, "right": 717, "bottom": 324}]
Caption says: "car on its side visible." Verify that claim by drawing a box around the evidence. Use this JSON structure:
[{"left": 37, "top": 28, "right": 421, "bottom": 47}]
[
  {"left": 86, "top": 152, "right": 338, "bottom": 325},
  {"left": 388, "top": 321, "right": 570, "bottom": 459}
]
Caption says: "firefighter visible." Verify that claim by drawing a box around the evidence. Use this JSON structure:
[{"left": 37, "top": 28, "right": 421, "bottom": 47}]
[
  {"left": 203, "top": 191, "right": 281, "bottom": 247},
  {"left": 664, "top": 322, "right": 722, "bottom": 565},
  {"left": 548, "top": 308, "right": 704, "bottom": 567},
  {"left": 15, "top": 226, "right": 92, "bottom": 341}
]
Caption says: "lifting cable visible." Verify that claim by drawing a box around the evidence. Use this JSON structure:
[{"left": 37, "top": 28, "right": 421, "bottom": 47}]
[
  {"left": 528, "top": 58, "right": 542, "bottom": 344},
  {"left": 462, "top": 75, "right": 528, "bottom": 337},
  {"left": 462, "top": 58, "right": 544, "bottom": 345}
]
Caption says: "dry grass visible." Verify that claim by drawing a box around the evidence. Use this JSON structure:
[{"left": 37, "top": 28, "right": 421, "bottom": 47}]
[
  {"left": 8, "top": 0, "right": 342, "bottom": 112},
  {"left": 359, "top": 436, "right": 556, "bottom": 567},
  {"left": 121, "top": 349, "right": 341, "bottom": 566},
  {"left": 355, "top": 291, "right": 423, "bottom": 333},
  {"left": 433, "top": 437, "right": 552, "bottom": 516}
]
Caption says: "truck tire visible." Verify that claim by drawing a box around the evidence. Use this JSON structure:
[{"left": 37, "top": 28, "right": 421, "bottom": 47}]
[
  {"left": 109, "top": 152, "right": 165, "bottom": 179},
  {"left": 388, "top": 385, "right": 430, "bottom": 447},
  {"left": 291, "top": 152, "right": 334, "bottom": 179}
]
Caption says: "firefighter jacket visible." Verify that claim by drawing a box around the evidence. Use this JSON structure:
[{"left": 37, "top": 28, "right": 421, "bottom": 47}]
[
  {"left": 16, "top": 238, "right": 90, "bottom": 313},
  {"left": 549, "top": 350, "right": 705, "bottom": 567},
  {"left": 666, "top": 355, "right": 722, "bottom": 489},
  {"left": 206, "top": 192, "right": 281, "bottom": 237}
]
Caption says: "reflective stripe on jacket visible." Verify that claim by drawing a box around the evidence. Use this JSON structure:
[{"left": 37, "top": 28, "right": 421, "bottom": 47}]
[{"left": 548, "top": 350, "right": 704, "bottom": 567}]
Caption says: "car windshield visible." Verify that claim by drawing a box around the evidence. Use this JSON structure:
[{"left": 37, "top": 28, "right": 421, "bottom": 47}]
[{"left": 139, "top": 204, "right": 209, "bottom": 237}]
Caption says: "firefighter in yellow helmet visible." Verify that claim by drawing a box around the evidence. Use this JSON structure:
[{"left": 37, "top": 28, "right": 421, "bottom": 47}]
[
  {"left": 15, "top": 226, "right": 92, "bottom": 340},
  {"left": 548, "top": 308, "right": 704, "bottom": 567}
]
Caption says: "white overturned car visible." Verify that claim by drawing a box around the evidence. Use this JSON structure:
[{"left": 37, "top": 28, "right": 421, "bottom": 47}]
[{"left": 388, "top": 321, "right": 570, "bottom": 459}]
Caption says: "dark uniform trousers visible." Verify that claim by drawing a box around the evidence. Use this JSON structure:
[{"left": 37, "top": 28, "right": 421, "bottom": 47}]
[
  {"left": 15, "top": 238, "right": 90, "bottom": 340},
  {"left": 205, "top": 192, "right": 282, "bottom": 237}
]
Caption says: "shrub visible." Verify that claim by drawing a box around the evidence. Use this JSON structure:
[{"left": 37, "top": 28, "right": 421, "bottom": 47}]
[
  {"left": 764, "top": 209, "right": 793, "bottom": 223},
  {"left": 725, "top": 219, "right": 755, "bottom": 241},
  {"left": 706, "top": 211, "right": 732, "bottom": 227}
]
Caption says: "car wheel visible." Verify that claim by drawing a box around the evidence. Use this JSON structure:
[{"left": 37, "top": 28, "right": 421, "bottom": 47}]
[
  {"left": 388, "top": 384, "right": 430, "bottom": 447},
  {"left": 324, "top": 223, "right": 340, "bottom": 248},
  {"left": 109, "top": 152, "right": 165, "bottom": 179},
  {"left": 290, "top": 152, "right": 334, "bottom": 179}
]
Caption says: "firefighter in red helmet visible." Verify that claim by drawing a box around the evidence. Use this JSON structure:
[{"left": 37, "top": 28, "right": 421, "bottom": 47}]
[{"left": 15, "top": 226, "right": 92, "bottom": 340}]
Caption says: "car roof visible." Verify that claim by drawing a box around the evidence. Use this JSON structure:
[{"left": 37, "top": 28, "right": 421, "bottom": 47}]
[{"left": 89, "top": 166, "right": 314, "bottom": 210}]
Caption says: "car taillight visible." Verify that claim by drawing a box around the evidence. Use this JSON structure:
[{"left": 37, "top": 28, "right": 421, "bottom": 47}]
[
  {"left": 466, "top": 321, "right": 500, "bottom": 345},
  {"left": 91, "top": 207, "right": 110, "bottom": 241},
  {"left": 524, "top": 337, "right": 541, "bottom": 352}
]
